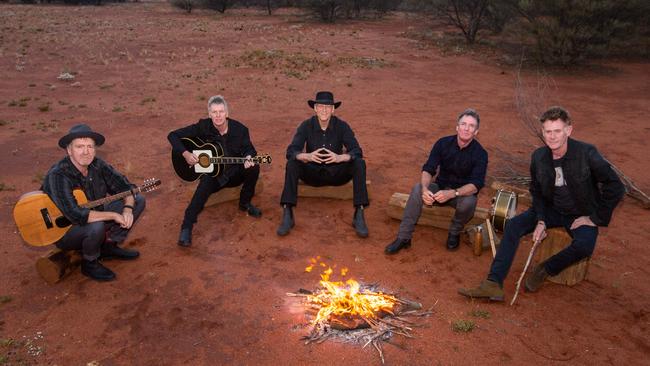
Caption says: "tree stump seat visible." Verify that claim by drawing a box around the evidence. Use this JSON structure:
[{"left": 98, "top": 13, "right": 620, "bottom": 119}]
[
  {"left": 298, "top": 180, "right": 371, "bottom": 200},
  {"left": 535, "top": 227, "right": 590, "bottom": 286}
]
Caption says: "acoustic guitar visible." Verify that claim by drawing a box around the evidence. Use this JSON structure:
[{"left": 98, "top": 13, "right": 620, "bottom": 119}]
[
  {"left": 171, "top": 137, "right": 271, "bottom": 182},
  {"left": 13, "top": 178, "right": 161, "bottom": 247}
]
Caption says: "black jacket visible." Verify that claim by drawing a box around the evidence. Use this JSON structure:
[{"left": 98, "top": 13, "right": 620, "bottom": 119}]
[{"left": 530, "top": 138, "right": 624, "bottom": 226}]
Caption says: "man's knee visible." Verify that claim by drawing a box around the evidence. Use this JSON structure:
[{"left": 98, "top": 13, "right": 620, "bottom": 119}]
[
  {"left": 352, "top": 158, "right": 366, "bottom": 170},
  {"left": 455, "top": 195, "right": 478, "bottom": 214},
  {"left": 409, "top": 183, "right": 423, "bottom": 198},
  {"left": 86, "top": 221, "right": 106, "bottom": 240}
]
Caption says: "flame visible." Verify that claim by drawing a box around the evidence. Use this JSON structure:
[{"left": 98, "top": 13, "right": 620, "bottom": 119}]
[{"left": 303, "top": 261, "right": 397, "bottom": 325}]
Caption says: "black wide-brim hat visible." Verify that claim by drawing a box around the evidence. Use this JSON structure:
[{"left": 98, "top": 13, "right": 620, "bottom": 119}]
[
  {"left": 58, "top": 124, "right": 105, "bottom": 148},
  {"left": 308, "top": 91, "right": 341, "bottom": 109}
]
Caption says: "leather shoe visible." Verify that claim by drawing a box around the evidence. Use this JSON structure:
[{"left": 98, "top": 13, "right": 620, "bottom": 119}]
[
  {"left": 101, "top": 241, "right": 139, "bottom": 260},
  {"left": 178, "top": 227, "right": 192, "bottom": 247},
  {"left": 525, "top": 262, "right": 549, "bottom": 292},
  {"left": 277, "top": 205, "right": 294, "bottom": 236},
  {"left": 384, "top": 238, "right": 411, "bottom": 254},
  {"left": 239, "top": 203, "right": 262, "bottom": 218},
  {"left": 352, "top": 206, "right": 369, "bottom": 238},
  {"left": 458, "top": 280, "right": 504, "bottom": 302},
  {"left": 81, "top": 259, "right": 115, "bottom": 281},
  {"left": 446, "top": 233, "right": 460, "bottom": 251}
]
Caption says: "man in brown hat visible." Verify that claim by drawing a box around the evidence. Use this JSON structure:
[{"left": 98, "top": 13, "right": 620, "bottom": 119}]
[
  {"left": 42, "top": 124, "right": 144, "bottom": 281},
  {"left": 277, "top": 91, "right": 369, "bottom": 237}
]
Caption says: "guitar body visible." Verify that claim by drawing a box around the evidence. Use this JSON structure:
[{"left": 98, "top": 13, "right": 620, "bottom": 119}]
[
  {"left": 171, "top": 138, "right": 225, "bottom": 182},
  {"left": 13, "top": 190, "right": 87, "bottom": 247},
  {"left": 13, "top": 178, "right": 160, "bottom": 247}
]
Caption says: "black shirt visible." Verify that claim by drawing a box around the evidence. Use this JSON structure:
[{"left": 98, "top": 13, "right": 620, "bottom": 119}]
[
  {"left": 286, "top": 116, "right": 362, "bottom": 161},
  {"left": 552, "top": 157, "right": 579, "bottom": 215},
  {"left": 422, "top": 135, "right": 488, "bottom": 191},
  {"left": 42, "top": 156, "right": 134, "bottom": 225}
]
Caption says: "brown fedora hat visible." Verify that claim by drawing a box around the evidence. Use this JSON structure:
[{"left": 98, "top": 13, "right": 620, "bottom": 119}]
[
  {"left": 308, "top": 91, "right": 341, "bottom": 109},
  {"left": 58, "top": 124, "right": 105, "bottom": 148}
]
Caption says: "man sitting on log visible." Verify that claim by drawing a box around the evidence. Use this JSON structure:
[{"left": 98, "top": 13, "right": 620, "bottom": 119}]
[
  {"left": 385, "top": 108, "right": 488, "bottom": 254},
  {"left": 458, "top": 106, "right": 624, "bottom": 301},
  {"left": 277, "top": 91, "right": 369, "bottom": 237},
  {"left": 168, "top": 95, "right": 262, "bottom": 247},
  {"left": 42, "top": 124, "right": 145, "bottom": 281}
]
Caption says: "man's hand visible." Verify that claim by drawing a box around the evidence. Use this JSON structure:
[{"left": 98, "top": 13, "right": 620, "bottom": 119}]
[
  {"left": 122, "top": 208, "right": 134, "bottom": 228},
  {"left": 570, "top": 216, "right": 596, "bottom": 230},
  {"left": 182, "top": 151, "right": 199, "bottom": 166},
  {"left": 243, "top": 155, "right": 255, "bottom": 169},
  {"left": 422, "top": 188, "right": 435, "bottom": 206},
  {"left": 319, "top": 148, "right": 349, "bottom": 164},
  {"left": 532, "top": 221, "right": 547, "bottom": 243},
  {"left": 432, "top": 189, "right": 455, "bottom": 204},
  {"left": 113, "top": 212, "right": 131, "bottom": 229}
]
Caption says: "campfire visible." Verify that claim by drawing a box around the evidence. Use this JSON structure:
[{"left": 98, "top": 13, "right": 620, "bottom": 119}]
[{"left": 288, "top": 257, "right": 433, "bottom": 364}]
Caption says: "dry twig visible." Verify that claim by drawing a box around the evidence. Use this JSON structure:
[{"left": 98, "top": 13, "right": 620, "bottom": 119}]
[{"left": 510, "top": 238, "right": 541, "bottom": 306}]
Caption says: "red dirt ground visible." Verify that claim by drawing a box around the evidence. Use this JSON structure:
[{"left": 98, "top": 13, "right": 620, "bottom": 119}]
[{"left": 1, "top": 2, "right": 648, "bottom": 365}]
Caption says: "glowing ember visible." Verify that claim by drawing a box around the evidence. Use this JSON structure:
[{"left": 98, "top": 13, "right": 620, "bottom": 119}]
[{"left": 304, "top": 258, "right": 398, "bottom": 326}]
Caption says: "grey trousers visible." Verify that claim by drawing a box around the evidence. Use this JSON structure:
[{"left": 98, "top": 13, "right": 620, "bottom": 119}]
[
  {"left": 56, "top": 194, "right": 146, "bottom": 260},
  {"left": 397, "top": 183, "right": 477, "bottom": 240}
]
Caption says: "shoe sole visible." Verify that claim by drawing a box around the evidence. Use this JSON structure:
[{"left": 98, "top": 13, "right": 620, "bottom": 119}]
[
  {"left": 277, "top": 223, "right": 295, "bottom": 236},
  {"left": 384, "top": 243, "right": 411, "bottom": 255},
  {"left": 458, "top": 291, "right": 505, "bottom": 302}
]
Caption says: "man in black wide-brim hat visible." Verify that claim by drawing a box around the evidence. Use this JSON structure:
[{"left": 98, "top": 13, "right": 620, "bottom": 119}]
[
  {"left": 277, "top": 91, "right": 370, "bottom": 237},
  {"left": 42, "top": 124, "right": 145, "bottom": 281}
]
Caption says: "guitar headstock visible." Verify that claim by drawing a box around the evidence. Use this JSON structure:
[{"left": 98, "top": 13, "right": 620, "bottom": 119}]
[
  {"left": 141, "top": 178, "right": 162, "bottom": 192},
  {"left": 256, "top": 155, "right": 272, "bottom": 164}
]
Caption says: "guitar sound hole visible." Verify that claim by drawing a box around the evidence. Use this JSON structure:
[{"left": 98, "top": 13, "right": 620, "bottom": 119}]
[
  {"left": 55, "top": 216, "right": 71, "bottom": 228},
  {"left": 198, "top": 154, "right": 211, "bottom": 168}
]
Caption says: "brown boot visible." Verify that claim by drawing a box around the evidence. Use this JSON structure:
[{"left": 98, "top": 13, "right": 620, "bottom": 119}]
[
  {"left": 458, "top": 280, "right": 504, "bottom": 302},
  {"left": 525, "top": 263, "right": 549, "bottom": 292}
]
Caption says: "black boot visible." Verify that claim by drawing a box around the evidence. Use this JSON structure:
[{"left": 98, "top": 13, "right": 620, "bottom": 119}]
[
  {"left": 178, "top": 227, "right": 192, "bottom": 247},
  {"left": 385, "top": 238, "right": 411, "bottom": 254},
  {"left": 277, "top": 205, "right": 294, "bottom": 236},
  {"left": 81, "top": 259, "right": 115, "bottom": 281},
  {"left": 352, "top": 205, "right": 369, "bottom": 238},
  {"left": 239, "top": 202, "right": 262, "bottom": 218},
  {"left": 446, "top": 232, "right": 460, "bottom": 251}
]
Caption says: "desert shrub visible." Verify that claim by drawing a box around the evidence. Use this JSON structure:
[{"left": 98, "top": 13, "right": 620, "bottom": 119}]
[
  {"left": 203, "top": 0, "right": 231, "bottom": 12},
  {"left": 170, "top": 0, "right": 196, "bottom": 12},
  {"left": 514, "top": 0, "right": 648, "bottom": 65},
  {"left": 431, "top": 0, "right": 491, "bottom": 44}
]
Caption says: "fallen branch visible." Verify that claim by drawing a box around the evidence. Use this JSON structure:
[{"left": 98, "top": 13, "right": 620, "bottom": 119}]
[{"left": 510, "top": 238, "right": 541, "bottom": 306}]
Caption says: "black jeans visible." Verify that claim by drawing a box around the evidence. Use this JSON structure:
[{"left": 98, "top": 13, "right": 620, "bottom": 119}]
[
  {"left": 56, "top": 194, "right": 146, "bottom": 261},
  {"left": 280, "top": 159, "right": 369, "bottom": 207},
  {"left": 182, "top": 165, "right": 260, "bottom": 229},
  {"left": 488, "top": 207, "right": 598, "bottom": 285}
]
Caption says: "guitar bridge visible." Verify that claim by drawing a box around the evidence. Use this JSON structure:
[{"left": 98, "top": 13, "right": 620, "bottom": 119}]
[{"left": 40, "top": 208, "right": 53, "bottom": 229}]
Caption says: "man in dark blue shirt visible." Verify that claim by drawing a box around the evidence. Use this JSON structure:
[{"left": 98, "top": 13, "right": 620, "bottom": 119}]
[
  {"left": 385, "top": 109, "right": 488, "bottom": 254},
  {"left": 277, "top": 91, "right": 369, "bottom": 237},
  {"left": 168, "top": 95, "right": 261, "bottom": 247},
  {"left": 43, "top": 124, "right": 145, "bottom": 281}
]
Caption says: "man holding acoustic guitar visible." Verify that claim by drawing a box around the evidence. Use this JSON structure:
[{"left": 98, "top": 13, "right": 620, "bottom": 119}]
[
  {"left": 458, "top": 106, "right": 625, "bottom": 301},
  {"left": 168, "top": 95, "right": 264, "bottom": 247},
  {"left": 384, "top": 108, "right": 488, "bottom": 254},
  {"left": 39, "top": 124, "right": 146, "bottom": 281}
]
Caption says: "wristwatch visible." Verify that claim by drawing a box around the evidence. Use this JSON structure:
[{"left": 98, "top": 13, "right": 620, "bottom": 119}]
[{"left": 454, "top": 190, "right": 459, "bottom": 197}]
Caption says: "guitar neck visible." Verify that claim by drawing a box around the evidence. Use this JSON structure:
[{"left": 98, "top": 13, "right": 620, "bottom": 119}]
[
  {"left": 80, "top": 187, "right": 139, "bottom": 209},
  {"left": 210, "top": 157, "right": 257, "bottom": 164}
]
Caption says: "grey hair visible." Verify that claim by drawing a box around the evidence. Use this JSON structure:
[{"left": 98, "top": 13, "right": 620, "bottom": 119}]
[
  {"left": 207, "top": 95, "right": 229, "bottom": 114},
  {"left": 457, "top": 108, "right": 480, "bottom": 128}
]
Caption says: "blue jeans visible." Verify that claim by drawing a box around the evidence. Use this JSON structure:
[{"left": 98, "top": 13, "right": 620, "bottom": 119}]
[{"left": 487, "top": 207, "right": 598, "bottom": 286}]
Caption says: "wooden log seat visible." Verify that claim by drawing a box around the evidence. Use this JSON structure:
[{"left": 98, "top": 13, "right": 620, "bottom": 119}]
[
  {"left": 534, "top": 227, "right": 590, "bottom": 286},
  {"left": 297, "top": 180, "right": 371, "bottom": 200},
  {"left": 35, "top": 248, "right": 82, "bottom": 284},
  {"left": 387, "top": 192, "right": 489, "bottom": 231},
  {"left": 187, "top": 179, "right": 265, "bottom": 208}
]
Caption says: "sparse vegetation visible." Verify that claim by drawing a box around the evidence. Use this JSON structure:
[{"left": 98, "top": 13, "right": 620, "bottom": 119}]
[
  {"left": 0, "top": 296, "right": 11, "bottom": 304},
  {"left": 0, "top": 183, "right": 16, "bottom": 192},
  {"left": 139, "top": 96, "right": 156, "bottom": 105},
  {"left": 38, "top": 104, "right": 50, "bottom": 112},
  {"left": 469, "top": 309, "right": 490, "bottom": 319},
  {"left": 452, "top": 319, "right": 475, "bottom": 332},
  {"left": 112, "top": 106, "right": 125, "bottom": 112}
]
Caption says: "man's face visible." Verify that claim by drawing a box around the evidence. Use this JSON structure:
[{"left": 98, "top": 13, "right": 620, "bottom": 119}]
[
  {"left": 542, "top": 119, "right": 572, "bottom": 153},
  {"left": 314, "top": 103, "right": 334, "bottom": 123},
  {"left": 67, "top": 137, "right": 96, "bottom": 169},
  {"left": 209, "top": 103, "right": 228, "bottom": 128},
  {"left": 456, "top": 115, "right": 479, "bottom": 143}
]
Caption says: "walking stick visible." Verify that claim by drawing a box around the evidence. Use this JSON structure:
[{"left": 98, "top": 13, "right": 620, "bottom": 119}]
[
  {"left": 485, "top": 219, "right": 497, "bottom": 258},
  {"left": 510, "top": 238, "right": 542, "bottom": 306}
]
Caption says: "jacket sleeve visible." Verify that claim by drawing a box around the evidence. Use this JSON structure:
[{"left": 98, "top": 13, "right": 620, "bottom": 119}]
[
  {"left": 168, "top": 121, "right": 202, "bottom": 153},
  {"left": 529, "top": 153, "right": 547, "bottom": 224},
  {"left": 341, "top": 122, "right": 362, "bottom": 160},
  {"left": 587, "top": 148, "right": 625, "bottom": 226},
  {"left": 286, "top": 122, "right": 308, "bottom": 161},
  {"left": 44, "top": 172, "right": 90, "bottom": 226},
  {"left": 241, "top": 126, "right": 257, "bottom": 158}
]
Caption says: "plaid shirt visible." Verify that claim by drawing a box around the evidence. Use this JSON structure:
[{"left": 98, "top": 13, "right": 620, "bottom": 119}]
[{"left": 42, "top": 156, "right": 134, "bottom": 225}]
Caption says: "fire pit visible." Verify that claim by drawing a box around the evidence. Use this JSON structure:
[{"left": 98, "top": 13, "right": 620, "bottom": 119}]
[{"left": 288, "top": 258, "right": 433, "bottom": 364}]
